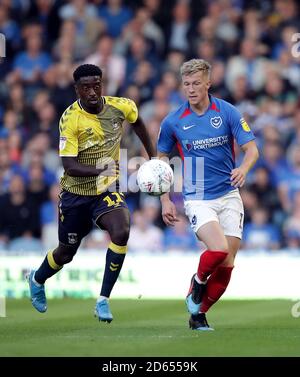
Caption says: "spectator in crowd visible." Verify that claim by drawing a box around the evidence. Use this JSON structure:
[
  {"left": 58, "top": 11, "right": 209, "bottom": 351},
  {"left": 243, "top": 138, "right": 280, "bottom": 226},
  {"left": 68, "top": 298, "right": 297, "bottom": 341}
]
[
  {"left": 191, "top": 16, "right": 223, "bottom": 59},
  {"left": 26, "top": 164, "right": 50, "bottom": 210},
  {"left": 41, "top": 183, "right": 60, "bottom": 250},
  {"left": 258, "top": 71, "right": 298, "bottom": 117},
  {"left": 162, "top": 49, "right": 186, "bottom": 76},
  {"left": 258, "top": 140, "right": 288, "bottom": 187},
  {"left": 287, "top": 108, "right": 300, "bottom": 147},
  {"left": 0, "top": 174, "right": 41, "bottom": 243},
  {"left": 209, "top": 60, "right": 229, "bottom": 100},
  {"left": 59, "top": 0, "right": 102, "bottom": 55},
  {"left": 22, "top": 133, "right": 60, "bottom": 177},
  {"left": 124, "top": 33, "right": 159, "bottom": 90},
  {"left": 160, "top": 70, "right": 184, "bottom": 108},
  {"left": 164, "top": 214, "right": 198, "bottom": 251},
  {"left": 248, "top": 166, "right": 283, "bottom": 225},
  {"left": 82, "top": 228, "right": 110, "bottom": 250},
  {"left": 226, "top": 38, "right": 268, "bottom": 92},
  {"left": 278, "top": 144, "right": 300, "bottom": 213},
  {"left": 7, "top": 129, "right": 22, "bottom": 164},
  {"left": 98, "top": 0, "right": 133, "bottom": 38},
  {"left": 5, "top": 83, "right": 29, "bottom": 124},
  {"left": 239, "top": 187, "right": 259, "bottom": 225},
  {"left": 45, "top": 61, "right": 77, "bottom": 117},
  {"left": 227, "top": 75, "right": 254, "bottom": 106},
  {"left": 85, "top": 34, "right": 126, "bottom": 95},
  {"left": 0, "top": 4, "right": 21, "bottom": 54},
  {"left": 164, "top": 0, "right": 193, "bottom": 54},
  {"left": 243, "top": 207, "right": 281, "bottom": 251},
  {"left": 116, "top": 6, "right": 164, "bottom": 56},
  {"left": 283, "top": 192, "right": 300, "bottom": 249},
  {"left": 52, "top": 20, "right": 77, "bottom": 62},
  {"left": 29, "top": 102, "right": 58, "bottom": 148},
  {"left": 140, "top": 195, "right": 164, "bottom": 229},
  {"left": 2, "top": 109, "right": 19, "bottom": 134},
  {"left": 142, "top": 0, "right": 171, "bottom": 30},
  {"left": 10, "top": 32, "right": 52, "bottom": 91},
  {"left": 140, "top": 83, "right": 171, "bottom": 123},
  {"left": 27, "top": 0, "right": 61, "bottom": 43},
  {"left": 0, "top": 136, "right": 24, "bottom": 194},
  {"left": 126, "top": 60, "right": 157, "bottom": 104},
  {"left": 128, "top": 209, "right": 163, "bottom": 252}
]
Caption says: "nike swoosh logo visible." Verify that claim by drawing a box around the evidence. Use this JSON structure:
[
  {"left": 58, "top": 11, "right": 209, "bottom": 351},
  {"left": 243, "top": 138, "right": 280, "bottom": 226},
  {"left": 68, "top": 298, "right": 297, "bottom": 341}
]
[{"left": 183, "top": 125, "right": 196, "bottom": 130}]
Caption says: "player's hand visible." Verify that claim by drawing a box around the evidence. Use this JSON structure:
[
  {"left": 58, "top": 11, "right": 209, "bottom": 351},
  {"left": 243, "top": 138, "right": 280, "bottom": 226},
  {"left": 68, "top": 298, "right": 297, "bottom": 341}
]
[
  {"left": 230, "top": 167, "right": 247, "bottom": 188},
  {"left": 161, "top": 199, "right": 179, "bottom": 226}
]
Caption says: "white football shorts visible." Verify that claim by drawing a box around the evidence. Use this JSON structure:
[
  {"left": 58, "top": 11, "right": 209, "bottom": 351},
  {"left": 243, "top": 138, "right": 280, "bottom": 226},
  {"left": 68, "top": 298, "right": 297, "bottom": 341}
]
[{"left": 184, "top": 189, "right": 244, "bottom": 239}]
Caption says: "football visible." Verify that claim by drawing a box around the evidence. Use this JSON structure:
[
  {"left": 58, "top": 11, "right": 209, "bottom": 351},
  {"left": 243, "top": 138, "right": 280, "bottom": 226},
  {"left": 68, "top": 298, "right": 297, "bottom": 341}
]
[{"left": 137, "top": 159, "right": 174, "bottom": 196}]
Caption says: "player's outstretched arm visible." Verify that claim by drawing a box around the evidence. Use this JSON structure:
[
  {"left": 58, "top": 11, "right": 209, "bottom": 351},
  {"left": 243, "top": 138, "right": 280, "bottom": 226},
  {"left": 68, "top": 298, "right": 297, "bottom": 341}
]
[
  {"left": 62, "top": 157, "right": 118, "bottom": 177},
  {"left": 230, "top": 140, "right": 259, "bottom": 188},
  {"left": 158, "top": 151, "right": 179, "bottom": 226},
  {"left": 132, "top": 116, "right": 156, "bottom": 159}
]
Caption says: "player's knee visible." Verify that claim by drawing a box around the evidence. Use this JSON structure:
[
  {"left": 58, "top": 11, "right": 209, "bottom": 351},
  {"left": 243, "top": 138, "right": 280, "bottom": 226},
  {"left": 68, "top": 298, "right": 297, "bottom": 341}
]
[
  {"left": 212, "top": 240, "right": 229, "bottom": 253},
  {"left": 221, "top": 247, "right": 238, "bottom": 266},
  {"left": 110, "top": 226, "right": 130, "bottom": 246},
  {"left": 220, "top": 244, "right": 229, "bottom": 253},
  {"left": 53, "top": 243, "right": 78, "bottom": 265},
  {"left": 221, "top": 255, "right": 235, "bottom": 267}
]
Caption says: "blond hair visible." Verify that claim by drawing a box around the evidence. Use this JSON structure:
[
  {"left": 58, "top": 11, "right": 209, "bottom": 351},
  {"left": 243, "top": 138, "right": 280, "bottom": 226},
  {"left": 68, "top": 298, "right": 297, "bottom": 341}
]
[{"left": 180, "top": 59, "right": 211, "bottom": 78}]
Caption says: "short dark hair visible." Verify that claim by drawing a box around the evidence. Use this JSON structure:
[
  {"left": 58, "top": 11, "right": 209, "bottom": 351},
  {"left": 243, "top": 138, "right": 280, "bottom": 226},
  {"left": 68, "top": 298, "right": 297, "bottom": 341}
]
[{"left": 73, "top": 64, "right": 102, "bottom": 82}]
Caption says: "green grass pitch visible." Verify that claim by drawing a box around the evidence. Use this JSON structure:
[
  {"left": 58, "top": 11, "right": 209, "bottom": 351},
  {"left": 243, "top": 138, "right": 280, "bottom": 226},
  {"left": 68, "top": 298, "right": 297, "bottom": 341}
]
[{"left": 0, "top": 298, "right": 299, "bottom": 356}]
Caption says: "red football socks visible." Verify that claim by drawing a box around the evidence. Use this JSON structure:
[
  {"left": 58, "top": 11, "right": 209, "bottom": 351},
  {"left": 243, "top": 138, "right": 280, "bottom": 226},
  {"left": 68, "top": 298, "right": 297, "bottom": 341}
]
[
  {"left": 197, "top": 250, "right": 228, "bottom": 282},
  {"left": 200, "top": 266, "right": 234, "bottom": 313}
]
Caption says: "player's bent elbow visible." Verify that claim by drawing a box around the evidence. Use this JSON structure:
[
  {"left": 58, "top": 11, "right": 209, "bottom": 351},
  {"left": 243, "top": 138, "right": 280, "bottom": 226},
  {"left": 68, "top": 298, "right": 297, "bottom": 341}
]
[
  {"left": 64, "top": 167, "right": 74, "bottom": 176},
  {"left": 68, "top": 169, "right": 80, "bottom": 177},
  {"left": 65, "top": 167, "right": 81, "bottom": 177}
]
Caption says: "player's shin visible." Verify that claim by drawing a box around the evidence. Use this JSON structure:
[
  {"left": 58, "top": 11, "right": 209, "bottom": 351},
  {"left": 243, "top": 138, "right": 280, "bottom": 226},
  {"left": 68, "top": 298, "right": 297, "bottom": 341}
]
[
  {"left": 34, "top": 249, "right": 63, "bottom": 284},
  {"left": 197, "top": 250, "right": 228, "bottom": 282},
  {"left": 100, "top": 242, "right": 127, "bottom": 298},
  {"left": 200, "top": 266, "right": 234, "bottom": 313}
]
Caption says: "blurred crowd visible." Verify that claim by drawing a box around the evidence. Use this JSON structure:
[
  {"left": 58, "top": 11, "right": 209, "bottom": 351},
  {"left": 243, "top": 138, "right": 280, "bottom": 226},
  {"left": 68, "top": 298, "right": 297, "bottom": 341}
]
[{"left": 0, "top": 0, "right": 300, "bottom": 252}]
